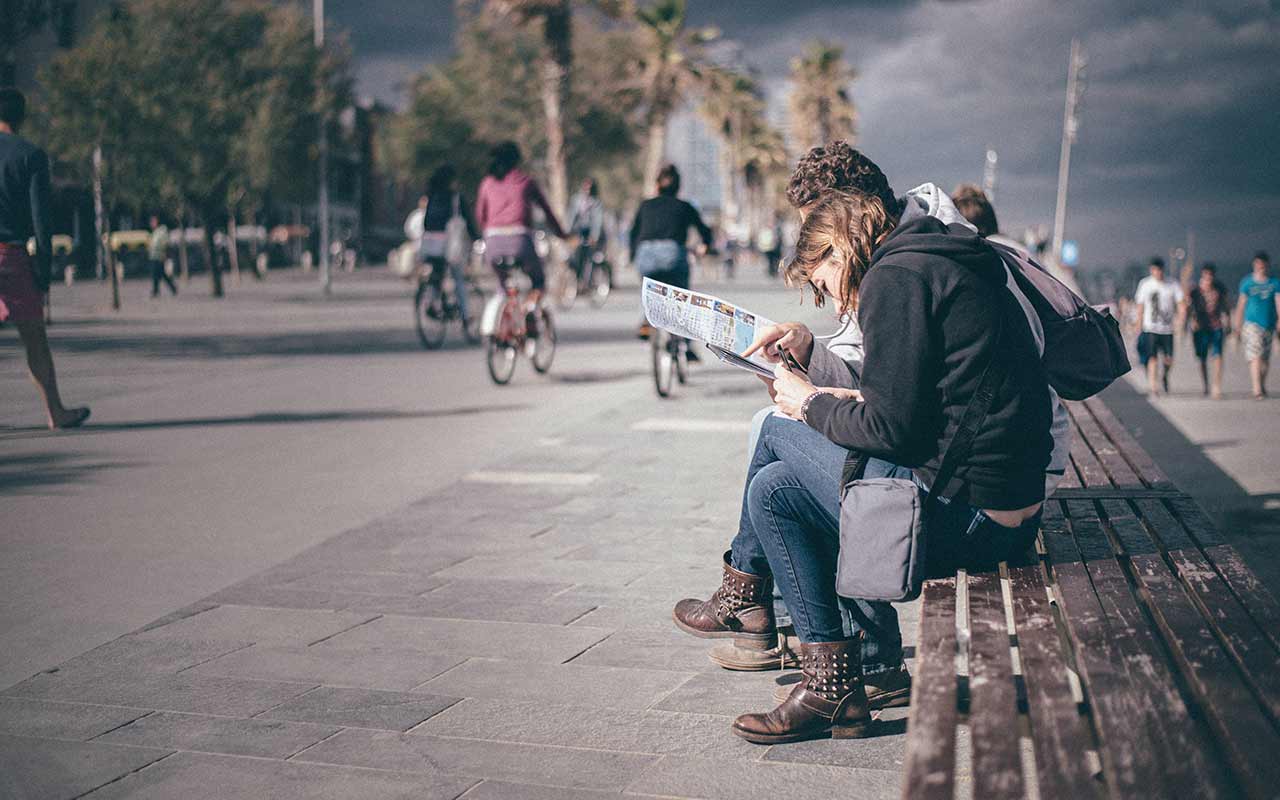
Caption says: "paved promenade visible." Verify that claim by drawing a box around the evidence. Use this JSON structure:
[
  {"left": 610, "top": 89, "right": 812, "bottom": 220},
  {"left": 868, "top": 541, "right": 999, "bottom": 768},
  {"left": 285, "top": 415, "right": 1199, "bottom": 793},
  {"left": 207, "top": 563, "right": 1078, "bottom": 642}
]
[{"left": 1, "top": 270, "right": 914, "bottom": 799}]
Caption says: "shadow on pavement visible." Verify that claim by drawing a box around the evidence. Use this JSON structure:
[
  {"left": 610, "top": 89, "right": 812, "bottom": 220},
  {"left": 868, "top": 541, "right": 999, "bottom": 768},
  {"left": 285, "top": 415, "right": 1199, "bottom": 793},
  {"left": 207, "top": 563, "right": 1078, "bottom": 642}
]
[
  {"left": 0, "top": 452, "right": 141, "bottom": 494},
  {"left": 1101, "top": 378, "right": 1280, "bottom": 595},
  {"left": 0, "top": 404, "right": 530, "bottom": 439}
]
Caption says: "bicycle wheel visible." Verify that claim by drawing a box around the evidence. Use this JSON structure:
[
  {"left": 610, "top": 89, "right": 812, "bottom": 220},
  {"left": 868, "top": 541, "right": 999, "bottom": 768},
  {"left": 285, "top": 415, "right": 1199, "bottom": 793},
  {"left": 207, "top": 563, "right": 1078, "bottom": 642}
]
[
  {"left": 675, "top": 338, "right": 689, "bottom": 385},
  {"left": 462, "top": 284, "right": 487, "bottom": 344},
  {"left": 486, "top": 336, "right": 517, "bottom": 384},
  {"left": 588, "top": 262, "right": 611, "bottom": 308},
  {"left": 531, "top": 307, "right": 557, "bottom": 374},
  {"left": 652, "top": 332, "right": 675, "bottom": 398},
  {"left": 554, "top": 265, "right": 578, "bottom": 311},
  {"left": 414, "top": 282, "right": 447, "bottom": 350}
]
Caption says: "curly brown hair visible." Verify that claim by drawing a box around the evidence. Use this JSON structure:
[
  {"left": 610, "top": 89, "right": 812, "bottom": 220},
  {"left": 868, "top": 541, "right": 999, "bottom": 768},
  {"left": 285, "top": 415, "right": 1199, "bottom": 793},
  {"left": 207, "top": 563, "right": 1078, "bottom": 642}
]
[
  {"left": 785, "top": 140, "right": 900, "bottom": 215},
  {"left": 784, "top": 190, "right": 899, "bottom": 313},
  {"left": 951, "top": 183, "right": 999, "bottom": 237}
]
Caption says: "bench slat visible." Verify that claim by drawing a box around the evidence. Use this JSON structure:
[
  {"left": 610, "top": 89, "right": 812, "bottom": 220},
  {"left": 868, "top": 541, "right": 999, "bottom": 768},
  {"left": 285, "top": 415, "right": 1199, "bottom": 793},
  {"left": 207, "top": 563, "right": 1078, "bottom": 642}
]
[
  {"left": 1069, "top": 402, "right": 1145, "bottom": 489},
  {"left": 966, "top": 571, "right": 1024, "bottom": 798},
  {"left": 1068, "top": 430, "right": 1112, "bottom": 490},
  {"left": 1165, "top": 495, "right": 1225, "bottom": 547},
  {"left": 1082, "top": 397, "right": 1177, "bottom": 491},
  {"left": 1007, "top": 566, "right": 1104, "bottom": 800},
  {"left": 1201, "top": 544, "right": 1280, "bottom": 654},
  {"left": 1065, "top": 503, "right": 1237, "bottom": 800},
  {"left": 903, "top": 577, "right": 959, "bottom": 800}
]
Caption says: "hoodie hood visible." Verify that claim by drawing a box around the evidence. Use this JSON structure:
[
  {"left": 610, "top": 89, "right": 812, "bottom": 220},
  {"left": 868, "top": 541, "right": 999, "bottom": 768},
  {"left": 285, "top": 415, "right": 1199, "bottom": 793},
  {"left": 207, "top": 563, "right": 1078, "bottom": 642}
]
[
  {"left": 872, "top": 215, "right": 1006, "bottom": 286},
  {"left": 900, "top": 183, "right": 977, "bottom": 233}
]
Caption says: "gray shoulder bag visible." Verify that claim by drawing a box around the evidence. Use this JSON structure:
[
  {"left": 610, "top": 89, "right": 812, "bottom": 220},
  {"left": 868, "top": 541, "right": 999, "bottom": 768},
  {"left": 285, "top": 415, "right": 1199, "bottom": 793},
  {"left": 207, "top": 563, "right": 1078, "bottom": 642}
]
[{"left": 835, "top": 318, "right": 1007, "bottom": 602}]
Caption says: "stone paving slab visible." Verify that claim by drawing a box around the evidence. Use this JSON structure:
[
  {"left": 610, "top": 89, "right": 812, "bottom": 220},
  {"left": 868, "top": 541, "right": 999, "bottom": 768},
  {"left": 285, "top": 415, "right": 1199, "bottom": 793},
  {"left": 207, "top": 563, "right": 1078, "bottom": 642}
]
[
  {"left": 96, "top": 710, "right": 339, "bottom": 759},
  {"left": 80, "top": 750, "right": 478, "bottom": 799},
  {"left": 135, "top": 606, "right": 379, "bottom": 646},
  {"left": 317, "top": 615, "right": 613, "bottom": 663},
  {"left": 0, "top": 733, "right": 172, "bottom": 800},
  {"left": 0, "top": 697, "right": 149, "bottom": 741},
  {"left": 417, "top": 658, "right": 697, "bottom": 710},
  {"left": 457, "top": 779, "right": 668, "bottom": 799},
  {"left": 257, "top": 686, "right": 459, "bottom": 732},
  {"left": 4, "top": 669, "right": 315, "bottom": 717},
  {"left": 626, "top": 754, "right": 902, "bottom": 800},
  {"left": 189, "top": 643, "right": 462, "bottom": 692},
  {"left": 293, "top": 728, "right": 661, "bottom": 791},
  {"left": 416, "top": 697, "right": 760, "bottom": 761}
]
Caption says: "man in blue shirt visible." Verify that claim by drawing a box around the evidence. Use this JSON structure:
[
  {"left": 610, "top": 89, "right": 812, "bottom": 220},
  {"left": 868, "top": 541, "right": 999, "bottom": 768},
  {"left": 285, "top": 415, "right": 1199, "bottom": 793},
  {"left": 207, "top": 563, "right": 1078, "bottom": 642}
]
[
  {"left": 0, "top": 87, "right": 89, "bottom": 428},
  {"left": 1234, "top": 251, "right": 1280, "bottom": 399}
]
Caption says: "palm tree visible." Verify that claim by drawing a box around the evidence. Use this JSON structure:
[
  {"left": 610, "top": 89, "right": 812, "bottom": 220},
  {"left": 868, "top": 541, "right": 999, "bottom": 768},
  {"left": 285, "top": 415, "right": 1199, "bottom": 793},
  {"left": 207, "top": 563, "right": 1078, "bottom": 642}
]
[
  {"left": 634, "top": 0, "right": 717, "bottom": 190},
  {"left": 788, "top": 40, "right": 857, "bottom": 153},
  {"left": 479, "top": 0, "right": 574, "bottom": 216},
  {"left": 698, "top": 66, "right": 761, "bottom": 230}
]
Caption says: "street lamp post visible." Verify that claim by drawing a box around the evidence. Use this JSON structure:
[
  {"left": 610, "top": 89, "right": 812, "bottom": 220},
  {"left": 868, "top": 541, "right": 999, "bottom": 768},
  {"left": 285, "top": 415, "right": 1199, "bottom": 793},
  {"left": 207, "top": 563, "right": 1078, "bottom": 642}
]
[
  {"left": 1051, "top": 38, "right": 1085, "bottom": 270},
  {"left": 314, "top": 0, "right": 331, "bottom": 295}
]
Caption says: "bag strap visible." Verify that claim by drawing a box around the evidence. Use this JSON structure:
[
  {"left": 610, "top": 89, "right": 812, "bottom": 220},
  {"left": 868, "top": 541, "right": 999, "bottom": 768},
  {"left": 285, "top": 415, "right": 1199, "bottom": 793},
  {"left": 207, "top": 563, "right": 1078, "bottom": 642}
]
[{"left": 840, "top": 311, "right": 1008, "bottom": 504}]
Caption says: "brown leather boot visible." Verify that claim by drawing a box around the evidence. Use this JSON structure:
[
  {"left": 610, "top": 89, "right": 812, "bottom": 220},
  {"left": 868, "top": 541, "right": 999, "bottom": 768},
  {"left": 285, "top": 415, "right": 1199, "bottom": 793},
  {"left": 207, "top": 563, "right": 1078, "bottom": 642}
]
[
  {"left": 732, "top": 638, "right": 873, "bottom": 744},
  {"left": 672, "top": 551, "right": 775, "bottom": 647},
  {"left": 772, "top": 663, "right": 911, "bottom": 708},
  {"left": 709, "top": 625, "right": 800, "bottom": 671}
]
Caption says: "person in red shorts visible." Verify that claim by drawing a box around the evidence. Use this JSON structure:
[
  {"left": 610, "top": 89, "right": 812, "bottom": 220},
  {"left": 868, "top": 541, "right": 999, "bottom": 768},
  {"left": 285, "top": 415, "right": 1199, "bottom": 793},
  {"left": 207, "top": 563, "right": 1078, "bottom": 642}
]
[{"left": 0, "top": 87, "right": 89, "bottom": 429}]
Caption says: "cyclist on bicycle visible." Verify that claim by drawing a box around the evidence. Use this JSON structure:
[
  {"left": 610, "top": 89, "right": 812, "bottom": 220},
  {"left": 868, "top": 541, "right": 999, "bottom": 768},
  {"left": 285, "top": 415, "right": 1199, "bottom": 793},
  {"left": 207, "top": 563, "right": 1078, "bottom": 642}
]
[
  {"left": 630, "top": 163, "right": 714, "bottom": 340},
  {"left": 567, "top": 177, "right": 605, "bottom": 284},
  {"left": 475, "top": 142, "right": 567, "bottom": 337},
  {"left": 418, "top": 165, "right": 480, "bottom": 324}
]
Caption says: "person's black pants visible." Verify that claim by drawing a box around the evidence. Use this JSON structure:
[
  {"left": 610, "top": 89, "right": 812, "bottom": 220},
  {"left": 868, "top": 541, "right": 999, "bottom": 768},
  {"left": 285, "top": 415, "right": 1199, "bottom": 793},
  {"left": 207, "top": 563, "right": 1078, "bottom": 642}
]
[{"left": 150, "top": 259, "right": 177, "bottom": 296}]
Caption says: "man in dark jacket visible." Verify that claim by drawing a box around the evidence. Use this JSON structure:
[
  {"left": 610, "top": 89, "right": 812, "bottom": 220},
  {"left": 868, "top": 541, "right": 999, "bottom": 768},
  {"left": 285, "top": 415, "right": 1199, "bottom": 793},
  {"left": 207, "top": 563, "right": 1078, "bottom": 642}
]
[{"left": 0, "top": 88, "right": 88, "bottom": 429}]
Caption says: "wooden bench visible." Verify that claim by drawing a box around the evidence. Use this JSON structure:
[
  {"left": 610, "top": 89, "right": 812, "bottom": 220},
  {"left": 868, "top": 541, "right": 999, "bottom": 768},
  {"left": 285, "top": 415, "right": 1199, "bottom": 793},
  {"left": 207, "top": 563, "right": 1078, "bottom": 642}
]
[{"left": 902, "top": 396, "right": 1280, "bottom": 799}]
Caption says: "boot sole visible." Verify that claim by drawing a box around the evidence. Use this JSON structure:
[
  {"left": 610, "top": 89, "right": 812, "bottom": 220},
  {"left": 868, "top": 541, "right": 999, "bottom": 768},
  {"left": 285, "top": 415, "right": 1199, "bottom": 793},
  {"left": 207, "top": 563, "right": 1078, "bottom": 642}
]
[
  {"left": 732, "top": 720, "right": 875, "bottom": 745},
  {"left": 772, "top": 684, "right": 911, "bottom": 708},
  {"left": 671, "top": 612, "right": 774, "bottom": 645},
  {"left": 709, "top": 651, "right": 799, "bottom": 671}
]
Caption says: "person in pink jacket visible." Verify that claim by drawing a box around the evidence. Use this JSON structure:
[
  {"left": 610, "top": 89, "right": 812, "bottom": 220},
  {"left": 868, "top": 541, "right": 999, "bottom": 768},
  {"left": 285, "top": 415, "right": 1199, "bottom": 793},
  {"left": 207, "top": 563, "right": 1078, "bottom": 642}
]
[{"left": 474, "top": 142, "right": 567, "bottom": 331}]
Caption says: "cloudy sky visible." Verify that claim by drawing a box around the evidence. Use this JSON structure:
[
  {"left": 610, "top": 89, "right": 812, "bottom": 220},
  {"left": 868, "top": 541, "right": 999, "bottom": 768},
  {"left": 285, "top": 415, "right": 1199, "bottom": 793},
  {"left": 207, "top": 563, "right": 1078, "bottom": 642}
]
[{"left": 328, "top": 0, "right": 1280, "bottom": 270}]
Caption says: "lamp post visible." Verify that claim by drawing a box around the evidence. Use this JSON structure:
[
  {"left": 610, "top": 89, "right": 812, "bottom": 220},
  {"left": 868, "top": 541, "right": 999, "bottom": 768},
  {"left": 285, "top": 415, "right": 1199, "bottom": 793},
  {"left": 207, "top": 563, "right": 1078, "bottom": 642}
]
[
  {"left": 314, "top": 0, "right": 331, "bottom": 295},
  {"left": 1051, "top": 38, "right": 1085, "bottom": 270}
]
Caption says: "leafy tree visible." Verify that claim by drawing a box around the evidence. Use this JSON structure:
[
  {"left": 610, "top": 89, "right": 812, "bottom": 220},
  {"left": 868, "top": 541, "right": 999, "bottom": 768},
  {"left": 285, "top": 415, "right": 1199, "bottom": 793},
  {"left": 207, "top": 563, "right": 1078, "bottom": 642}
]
[
  {"left": 788, "top": 40, "right": 857, "bottom": 153},
  {"left": 40, "top": 0, "right": 348, "bottom": 297},
  {"left": 634, "top": 0, "right": 717, "bottom": 190},
  {"left": 1, "top": 0, "right": 59, "bottom": 85},
  {"left": 699, "top": 66, "right": 762, "bottom": 227}
]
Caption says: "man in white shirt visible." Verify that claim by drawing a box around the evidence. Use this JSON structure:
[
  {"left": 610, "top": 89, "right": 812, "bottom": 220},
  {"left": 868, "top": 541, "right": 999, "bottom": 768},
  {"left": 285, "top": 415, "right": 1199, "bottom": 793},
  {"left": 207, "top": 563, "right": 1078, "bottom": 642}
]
[{"left": 1133, "top": 257, "right": 1186, "bottom": 396}]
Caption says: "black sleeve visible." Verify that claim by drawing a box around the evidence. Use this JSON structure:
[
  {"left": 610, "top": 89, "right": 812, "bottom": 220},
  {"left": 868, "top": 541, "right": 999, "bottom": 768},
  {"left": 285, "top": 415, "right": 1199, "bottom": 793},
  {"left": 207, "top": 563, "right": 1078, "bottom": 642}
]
[
  {"left": 459, "top": 193, "right": 481, "bottom": 241},
  {"left": 686, "top": 202, "right": 714, "bottom": 248},
  {"left": 803, "top": 265, "right": 940, "bottom": 465},
  {"left": 30, "top": 149, "right": 53, "bottom": 292},
  {"left": 629, "top": 203, "right": 643, "bottom": 261}
]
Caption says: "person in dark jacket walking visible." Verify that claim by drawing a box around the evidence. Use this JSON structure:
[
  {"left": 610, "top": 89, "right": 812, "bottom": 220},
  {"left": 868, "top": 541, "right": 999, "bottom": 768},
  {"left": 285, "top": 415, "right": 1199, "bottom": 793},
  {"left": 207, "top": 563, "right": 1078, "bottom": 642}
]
[
  {"left": 719, "top": 189, "right": 1052, "bottom": 744},
  {"left": 630, "top": 164, "right": 714, "bottom": 339},
  {"left": 0, "top": 88, "right": 89, "bottom": 429}
]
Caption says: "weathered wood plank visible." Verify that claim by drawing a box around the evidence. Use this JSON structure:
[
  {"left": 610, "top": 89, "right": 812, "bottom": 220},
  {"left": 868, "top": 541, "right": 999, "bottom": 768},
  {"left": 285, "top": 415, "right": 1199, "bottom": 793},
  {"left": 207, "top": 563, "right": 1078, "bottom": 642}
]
[
  {"left": 1071, "top": 402, "right": 1145, "bottom": 489},
  {"left": 1064, "top": 500, "right": 1117, "bottom": 561},
  {"left": 966, "top": 571, "right": 1024, "bottom": 798},
  {"left": 1062, "top": 502, "right": 1235, "bottom": 799},
  {"left": 903, "top": 577, "right": 960, "bottom": 800},
  {"left": 1041, "top": 501, "right": 1080, "bottom": 566},
  {"left": 1098, "top": 498, "right": 1160, "bottom": 557},
  {"left": 1068, "top": 430, "right": 1112, "bottom": 490},
  {"left": 1007, "top": 567, "right": 1104, "bottom": 800},
  {"left": 1132, "top": 499, "right": 1195, "bottom": 551},
  {"left": 1126, "top": 550, "right": 1280, "bottom": 798},
  {"left": 1202, "top": 544, "right": 1280, "bottom": 653},
  {"left": 1166, "top": 495, "right": 1226, "bottom": 547},
  {"left": 1082, "top": 396, "right": 1177, "bottom": 490},
  {"left": 1052, "top": 488, "right": 1182, "bottom": 500}
]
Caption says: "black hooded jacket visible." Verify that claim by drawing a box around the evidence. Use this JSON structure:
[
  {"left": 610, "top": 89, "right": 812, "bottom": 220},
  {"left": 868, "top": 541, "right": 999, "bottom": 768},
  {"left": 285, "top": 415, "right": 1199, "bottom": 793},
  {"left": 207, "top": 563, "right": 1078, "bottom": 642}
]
[{"left": 803, "top": 216, "right": 1053, "bottom": 510}]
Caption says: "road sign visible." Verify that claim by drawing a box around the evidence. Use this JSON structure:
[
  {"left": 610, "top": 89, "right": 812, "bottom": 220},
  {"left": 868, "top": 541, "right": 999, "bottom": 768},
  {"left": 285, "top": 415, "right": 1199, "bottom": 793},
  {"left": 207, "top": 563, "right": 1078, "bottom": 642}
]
[{"left": 1061, "top": 240, "right": 1079, "bottom": 267}]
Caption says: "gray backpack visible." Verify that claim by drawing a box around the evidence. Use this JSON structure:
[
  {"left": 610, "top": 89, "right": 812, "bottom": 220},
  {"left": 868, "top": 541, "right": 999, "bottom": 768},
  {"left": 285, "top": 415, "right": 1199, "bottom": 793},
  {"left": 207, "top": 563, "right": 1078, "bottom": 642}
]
[{"left": 990, "top": 243, "right": 1130, "bottom": 401}]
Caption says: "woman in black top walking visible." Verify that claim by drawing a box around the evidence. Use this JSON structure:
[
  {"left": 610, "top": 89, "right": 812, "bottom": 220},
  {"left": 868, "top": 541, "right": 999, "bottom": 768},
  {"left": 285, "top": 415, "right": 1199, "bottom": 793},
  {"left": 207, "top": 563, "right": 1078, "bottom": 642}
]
[{"left": 630, "top": 164, "right": 714, "bottom": 338}]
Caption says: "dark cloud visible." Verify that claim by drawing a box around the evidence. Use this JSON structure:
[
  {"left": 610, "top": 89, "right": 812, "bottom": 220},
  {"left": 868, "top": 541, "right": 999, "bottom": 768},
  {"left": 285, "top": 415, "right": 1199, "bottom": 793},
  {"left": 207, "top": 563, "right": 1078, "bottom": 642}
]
[{"left": 334, "top": 0, "right": 1280, "bottom": 268}]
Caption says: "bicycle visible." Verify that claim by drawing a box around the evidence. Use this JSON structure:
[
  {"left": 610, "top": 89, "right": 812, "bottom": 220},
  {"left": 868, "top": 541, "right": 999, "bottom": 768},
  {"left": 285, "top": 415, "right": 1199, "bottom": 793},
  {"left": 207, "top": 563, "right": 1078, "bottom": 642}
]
[
  {"left": 651, "top": 327, "right": 690, "bottom": 398},
  {"left": 557, "top": 240, "right": 612, "bottom": 310},
  {"left": 414, "top": 263, "right": 486, "bottom": 350},
  {"left": 481, "top": 257, "right": 557, "bottom": 384}
]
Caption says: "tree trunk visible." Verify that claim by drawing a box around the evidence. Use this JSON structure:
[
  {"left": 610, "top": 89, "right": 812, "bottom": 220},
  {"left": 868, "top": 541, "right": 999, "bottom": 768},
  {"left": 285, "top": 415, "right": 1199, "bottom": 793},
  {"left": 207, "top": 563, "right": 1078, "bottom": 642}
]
[
  {"left": 644, "top": 118, "right": 668, "bottom": 193},
  {"left": 717, "top": 127, "right": 736, "bottom": 230},
  {"left": 539, "top": 3, "right": 571, "bottom": 220},
  {"left": 226, "top": 210, "right": 241, "bottom": 287},
  {"left": 177, "top": 206, "right": 190, "bottom": 283},
  {"left": 92, "top": 145, "right": 119, "bottom": 311},
  {"left": 201, "top": 207, "right": 224, "bottom": 298}
]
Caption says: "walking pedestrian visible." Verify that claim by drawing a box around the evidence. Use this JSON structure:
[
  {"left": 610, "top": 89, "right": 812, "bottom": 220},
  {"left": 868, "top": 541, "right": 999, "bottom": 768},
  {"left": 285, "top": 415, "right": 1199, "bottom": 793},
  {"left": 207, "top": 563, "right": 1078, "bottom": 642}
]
[
  {"left": 1233, "top": 251, "right": 1280, "bottom": 399},
  {"left": 1133, "top": 257, "right": 1185, "bottom": 397},
  {"left": 0, "top": 87, "right": 89, "bottom": 429},
  {"left": 148, "top": 215, "right": 177, "bottom": 297},
  {"left": 1187, "top": 263, "right": 1229, "bottom": 398}
]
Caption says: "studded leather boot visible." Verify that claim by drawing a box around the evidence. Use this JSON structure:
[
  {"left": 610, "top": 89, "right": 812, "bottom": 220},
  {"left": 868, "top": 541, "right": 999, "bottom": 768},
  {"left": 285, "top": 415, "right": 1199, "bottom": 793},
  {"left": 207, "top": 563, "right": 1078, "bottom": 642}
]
[
  {"left": 732, "top": 638, "right": 873, "bottom": 744},
  {"left": 672, "top": 551, "right": 776, "bottom": 648}
]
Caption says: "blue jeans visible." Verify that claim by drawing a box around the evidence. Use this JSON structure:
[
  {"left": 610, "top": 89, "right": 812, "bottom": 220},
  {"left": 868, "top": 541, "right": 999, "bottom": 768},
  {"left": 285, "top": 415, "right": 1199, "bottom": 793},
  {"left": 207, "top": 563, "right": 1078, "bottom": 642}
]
[{"left": 729, "top": 414, "right": 1041, "bottom": 674}]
